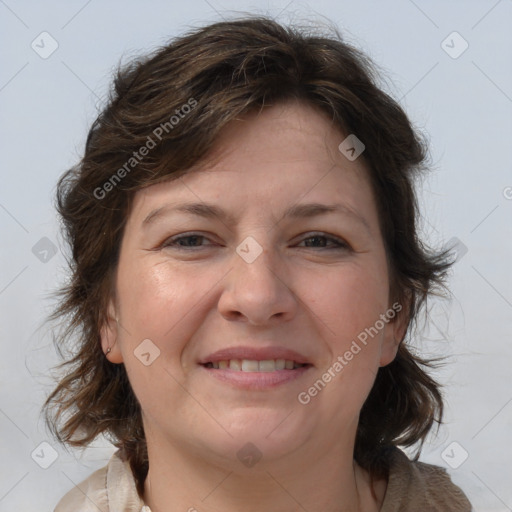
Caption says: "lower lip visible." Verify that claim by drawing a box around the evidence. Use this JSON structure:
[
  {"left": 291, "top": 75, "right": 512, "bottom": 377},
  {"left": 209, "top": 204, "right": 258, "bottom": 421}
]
[{"left": 199, "top": 365, "right": 311, "bottom": 389}]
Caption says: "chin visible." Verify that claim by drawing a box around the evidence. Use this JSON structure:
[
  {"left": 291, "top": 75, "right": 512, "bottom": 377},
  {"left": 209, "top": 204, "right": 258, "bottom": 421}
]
[{"left": 202, "top": 409, "right": 313, "bottom": 465}]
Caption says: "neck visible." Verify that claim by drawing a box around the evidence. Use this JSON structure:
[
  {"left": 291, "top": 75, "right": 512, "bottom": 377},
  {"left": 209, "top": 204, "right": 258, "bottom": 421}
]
[{"left": 142, "top": 430, "right": 384, "bottom": 512}]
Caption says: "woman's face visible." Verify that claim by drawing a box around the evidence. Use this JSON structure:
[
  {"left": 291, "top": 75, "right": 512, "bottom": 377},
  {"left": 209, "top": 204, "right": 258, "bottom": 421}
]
[{"left": 102, "top": 100, "right": 407, "bottom": 468}]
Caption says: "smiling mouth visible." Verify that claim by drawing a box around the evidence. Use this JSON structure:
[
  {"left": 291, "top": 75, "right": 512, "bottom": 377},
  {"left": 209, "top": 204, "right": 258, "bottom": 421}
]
[{"left": 202, "top": 359, "right": 310, "bottom": 372}]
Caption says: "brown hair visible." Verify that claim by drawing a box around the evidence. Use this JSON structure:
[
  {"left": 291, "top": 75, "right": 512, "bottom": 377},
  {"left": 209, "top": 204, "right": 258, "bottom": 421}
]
[{"left": 44, "top": 15, "right": 454, "bottom": 495}]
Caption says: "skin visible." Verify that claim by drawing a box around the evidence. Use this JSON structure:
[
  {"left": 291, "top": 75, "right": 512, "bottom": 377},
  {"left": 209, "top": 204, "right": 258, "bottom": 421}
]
[{"left": 101, "top": 100, "right": 409, "bottom": 512}]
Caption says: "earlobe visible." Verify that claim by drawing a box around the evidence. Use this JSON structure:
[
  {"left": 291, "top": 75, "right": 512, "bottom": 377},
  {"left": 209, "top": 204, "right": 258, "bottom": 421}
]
[
  {"left": 379, "top": 297, "right": 410, "bottom": 367},
  {"left": 99, "top": 300, "right": 124, "bottom": 364},
  {"left": 379, "top": 335, "right": 401, "bottom": 368}
]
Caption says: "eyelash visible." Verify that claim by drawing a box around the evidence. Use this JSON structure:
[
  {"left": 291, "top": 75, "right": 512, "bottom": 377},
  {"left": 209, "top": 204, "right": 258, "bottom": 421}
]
[{"left": 161, "top": 232, "right": 350, "bottom": 251}]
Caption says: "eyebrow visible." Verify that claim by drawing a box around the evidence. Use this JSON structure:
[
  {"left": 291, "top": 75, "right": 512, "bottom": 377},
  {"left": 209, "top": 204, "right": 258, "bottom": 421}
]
[{"left": 142, "top": 201, "right": 371, "bottom": 232}]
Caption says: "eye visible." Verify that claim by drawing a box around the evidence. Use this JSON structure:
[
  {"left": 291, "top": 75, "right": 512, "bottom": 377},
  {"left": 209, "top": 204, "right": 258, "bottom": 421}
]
[
  {"left": 297, "top": 233, "right": 351, "bottom": 250},
  {"left": 161, "top": 233, "right": 215, "bottom": 249},
  {"left": 159, "top": 232, "right": 351, "bottom": 251}
]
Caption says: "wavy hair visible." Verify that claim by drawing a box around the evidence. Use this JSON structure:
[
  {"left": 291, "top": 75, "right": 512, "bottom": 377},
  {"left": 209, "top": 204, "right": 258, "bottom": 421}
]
[{"left": 44, "top": 15, "right": 454, "bottom": 496}]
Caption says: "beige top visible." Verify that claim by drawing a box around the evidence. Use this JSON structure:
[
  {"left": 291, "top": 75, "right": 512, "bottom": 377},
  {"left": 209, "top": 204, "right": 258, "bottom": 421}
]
[{"left": 54, "top": 447, "right": 472, "bottom": 511}]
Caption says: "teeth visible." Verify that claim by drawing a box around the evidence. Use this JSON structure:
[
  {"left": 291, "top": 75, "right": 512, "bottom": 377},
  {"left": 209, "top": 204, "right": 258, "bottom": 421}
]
[
  {"left": 241, "top": 359, "right": 260, "bottom": 372},
  {"left": 258, "top": 360, "right": 276, "bottom": 372},
  {"left": 208, "top": 359, "right": 303, "bottom": 371},
  {"left": 229, "top": 359, "right": 241, "bottom": 371}
]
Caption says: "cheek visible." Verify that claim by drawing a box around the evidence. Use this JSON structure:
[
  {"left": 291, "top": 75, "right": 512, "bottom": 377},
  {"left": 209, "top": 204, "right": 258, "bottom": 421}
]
[
  {"left": 319, "top": 264, "right": 390, "bottom": 400},
  {"left": 311, "top": 262, "right": 389, "bottom": 344},
  {"left": 113, "top": 260, "right": 205, "bottom": 398},
  {"left": 117, "top": 257, "right": 196, "bottom": 335},
  {"left": 310, "top": 273, "right": 388, "bottom": 413},
  {"left": 115, "top": 260, "right": 202, "bottom": 413}
]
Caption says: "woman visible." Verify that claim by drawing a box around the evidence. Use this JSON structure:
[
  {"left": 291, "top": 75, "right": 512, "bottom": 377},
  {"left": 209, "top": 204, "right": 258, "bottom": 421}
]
[{"left": 45, "top": 16, "right": 473, "bottom": 511}]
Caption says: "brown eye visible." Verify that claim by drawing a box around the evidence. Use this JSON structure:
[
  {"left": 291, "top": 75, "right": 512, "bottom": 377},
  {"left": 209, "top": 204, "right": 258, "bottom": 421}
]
[
  {"left": 162, "top": 233, "right": 214, "bottom": 249},
  {"left": 298, "top": 233, "right": 351, "bottom": 250}
]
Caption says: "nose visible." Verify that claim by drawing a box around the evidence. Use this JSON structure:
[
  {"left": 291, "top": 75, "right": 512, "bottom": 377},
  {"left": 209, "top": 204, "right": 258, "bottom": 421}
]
[{"left": 217, "top": 238, "right": 298, "bottom": 326}]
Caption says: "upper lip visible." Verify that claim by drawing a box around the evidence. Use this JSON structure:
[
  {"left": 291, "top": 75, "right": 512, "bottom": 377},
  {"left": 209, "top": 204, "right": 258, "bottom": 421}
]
[{"left": 199, "top": 346, "right": 312, "bottom": 365}]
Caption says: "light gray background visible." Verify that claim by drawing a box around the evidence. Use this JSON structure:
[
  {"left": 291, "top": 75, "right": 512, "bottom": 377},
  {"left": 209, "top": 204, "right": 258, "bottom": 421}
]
[{"left": 1, "top": 1, "right": 511, "bottom": 510}]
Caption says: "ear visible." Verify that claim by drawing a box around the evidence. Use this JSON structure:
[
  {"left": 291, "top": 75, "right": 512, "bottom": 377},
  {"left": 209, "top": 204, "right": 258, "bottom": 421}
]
[
  {"left": 379, "top": 296, "right": 411, "bottom": 368},
  {"left": 99, "top": 298, "right": 124, "bottom": 364}
]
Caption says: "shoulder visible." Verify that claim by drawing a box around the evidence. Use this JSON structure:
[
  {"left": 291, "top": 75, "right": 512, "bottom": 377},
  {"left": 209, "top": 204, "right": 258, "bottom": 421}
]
[
  {"left": 54, "top": 450, "right": 144, "bottom": 512},
  {"left": 380, "top": 447, "right": 473, "bottom": 512},
  {"left": 54, "top": 460, "right": 109, "bottom": 512}
]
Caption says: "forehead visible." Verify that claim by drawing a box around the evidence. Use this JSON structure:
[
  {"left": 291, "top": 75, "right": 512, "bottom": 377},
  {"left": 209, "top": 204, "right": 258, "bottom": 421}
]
[
  {"left": 209, "top": 100, "right": 351, "bottom": 166},
  {"left": 129, "top": 100, "right": 377, "bottom": 226}
]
